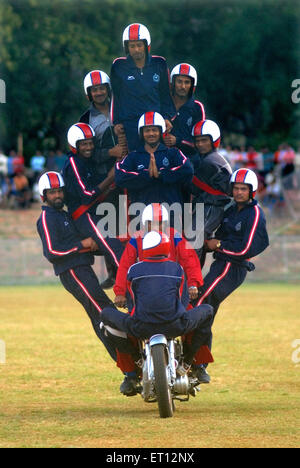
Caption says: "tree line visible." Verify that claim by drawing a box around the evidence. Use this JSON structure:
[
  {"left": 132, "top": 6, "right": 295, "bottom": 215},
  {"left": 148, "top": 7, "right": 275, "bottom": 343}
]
[{"left": 0, "top": 0, "right": 299, "bottom": 162}]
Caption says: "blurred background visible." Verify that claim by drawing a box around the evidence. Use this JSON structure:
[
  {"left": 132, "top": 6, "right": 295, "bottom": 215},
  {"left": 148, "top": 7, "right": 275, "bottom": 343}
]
[{"left": 0, "top": 0, "right": 299, "bottom": 285}]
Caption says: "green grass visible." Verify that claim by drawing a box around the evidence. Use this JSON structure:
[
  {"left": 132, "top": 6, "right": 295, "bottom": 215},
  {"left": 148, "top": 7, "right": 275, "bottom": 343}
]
[{"left": 0, "top": 283, "right": 299, "bottom": 448}]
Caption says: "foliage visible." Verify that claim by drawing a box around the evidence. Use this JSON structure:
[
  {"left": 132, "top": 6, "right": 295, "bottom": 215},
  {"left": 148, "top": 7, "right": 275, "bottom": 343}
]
[{"left": 0, "top": 0, "right": 299, "bottom": 161}]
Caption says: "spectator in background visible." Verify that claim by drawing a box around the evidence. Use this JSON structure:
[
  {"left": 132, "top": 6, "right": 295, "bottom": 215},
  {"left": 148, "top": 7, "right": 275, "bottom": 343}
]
[
  {"left": 14, "top": 152, "right": 25, "bottom": 174},
  {"left": 54, "top": 149, "right": 68, "bottom": 172},
  {"left": 260, "top": 146, "right": 274, "bottom": 180},
  {"left": 0, "top": 148, "right": 8, "bottom": 180},
  {"left": 10, "top": 169, "right": 31, "bottom": 209},
  {"left": 231, "top": 146, "right": 246, "bottom": 170},
  {"left": 262, "top": 172, "right": 284, "bottom": 214},
  {"left": 245, "top": 145, "right": 259, "bottom": 170},
  {"left": 275, "top": 142, "right": 296, "bottom": 179},
  {"left": 7, "top": 150, "right": 24, "bottom": 177},
  {"left": 0, "top": 149, "right": 8, "bottom": 206},
  {"left": 7, "top": 150, "right": 14, "bottom": 177},
  {"left": 30, "top": 150, "right": 46, "bottom": 182},
  {"left": 46, "top": 150, "right": 57, "bottom": 171},
  {"left": 218, "top": 145, "right": 234, "bottom": 167}
]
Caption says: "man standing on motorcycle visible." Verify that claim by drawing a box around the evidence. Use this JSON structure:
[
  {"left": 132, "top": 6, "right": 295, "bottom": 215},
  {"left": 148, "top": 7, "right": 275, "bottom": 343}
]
[{"left": 101, "top": 231, "right": 214, "bottom": 396}]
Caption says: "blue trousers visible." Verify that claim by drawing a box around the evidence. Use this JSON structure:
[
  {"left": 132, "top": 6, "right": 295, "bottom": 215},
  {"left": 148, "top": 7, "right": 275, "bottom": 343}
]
[
  {"left": 60, "top": 266, "right": 117, "bottom": 360},
  {"left": 123, "top": 119, "right": 140, "bottom": 152},
  {"left": 74, "top": 212, "right": 124, "bottom": 268},
  {"left": 197, "top": 259, "right": 248, "bottom": 362},
  {"left": 101, "top": 304, "right": 214, "bottom": 362},
  {"left": 198, "top": 259, "right": 248, "bottom": 313}
]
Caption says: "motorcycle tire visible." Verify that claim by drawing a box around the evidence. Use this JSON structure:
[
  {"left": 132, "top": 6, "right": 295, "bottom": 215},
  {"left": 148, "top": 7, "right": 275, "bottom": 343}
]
[{"left": 152, "top": 344, "right": 173, "bottom": 418}]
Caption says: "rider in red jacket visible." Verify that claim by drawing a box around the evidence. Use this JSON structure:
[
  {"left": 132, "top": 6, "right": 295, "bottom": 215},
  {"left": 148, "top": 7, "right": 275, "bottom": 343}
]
[{"left": 113, "top": 203, "right": 203, "bottom": 308}]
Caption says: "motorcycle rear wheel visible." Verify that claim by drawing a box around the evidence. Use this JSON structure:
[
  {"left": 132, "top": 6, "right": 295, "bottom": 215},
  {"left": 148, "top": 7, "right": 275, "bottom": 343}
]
[{"left": 152, "top": 344, "right": 173, "bottom": 418}]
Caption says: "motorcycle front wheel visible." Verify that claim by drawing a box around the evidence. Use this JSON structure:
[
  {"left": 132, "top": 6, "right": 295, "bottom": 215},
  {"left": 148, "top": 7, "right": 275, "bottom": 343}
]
[{"left": 152, "top": 344, "right": 173, "bottom": 418}]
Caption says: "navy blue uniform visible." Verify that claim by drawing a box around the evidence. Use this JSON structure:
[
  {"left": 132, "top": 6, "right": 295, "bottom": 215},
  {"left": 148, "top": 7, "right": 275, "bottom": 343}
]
[
  {"left": 197, "top": 199, "right": 269, "bottom": 353},
  {"left": 111, "top": 55, "right": 175, "bottom": 151},
  {"left": 62, "top": 153, "right": 124, "bottom": 267},
  {"left": 37, "top": 205, "right": 116, "bottom": 359},
  {"left": 101, "top": 258, "right": 213, "bottom": 361},
  {"left": 190, "top": 149, "right": 232, "bottom": 265},
  {"left": 115, "top": 143, "right": 193, "bottom": 208},
  {"left": 169, "top": 97, "right": 205, "bottom": 158}
]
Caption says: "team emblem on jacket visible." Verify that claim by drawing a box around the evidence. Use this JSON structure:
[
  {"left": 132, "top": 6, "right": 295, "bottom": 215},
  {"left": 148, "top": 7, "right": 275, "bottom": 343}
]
[
  {"left": 235, "top": 222, "right": 242, "bottom": 231},
  {"left": 127, "top": 75, "right": 135, "bottom": 80},
  {"left": 138, "top": 164, "right": 145, "bottom": 171},
  {"left": 162, "top": 157, "right": 169, "bottom": 167},
  {"left": 153, "top": 73, "right": 160, "bottom": 82},
  {"left": 187, "top": 117, "right": 193, "bottom": 127}
]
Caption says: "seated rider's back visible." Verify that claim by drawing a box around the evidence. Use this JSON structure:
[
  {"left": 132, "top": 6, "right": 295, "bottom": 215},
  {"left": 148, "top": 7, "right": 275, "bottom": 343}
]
[{"left": 127, "top": 258, "right": 189, "bottom": 324}]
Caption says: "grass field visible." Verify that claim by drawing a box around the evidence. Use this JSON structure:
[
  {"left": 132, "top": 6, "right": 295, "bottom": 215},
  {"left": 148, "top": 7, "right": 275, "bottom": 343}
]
[{"left": 0, "top": 283, "right": 299, "bottom": 448}]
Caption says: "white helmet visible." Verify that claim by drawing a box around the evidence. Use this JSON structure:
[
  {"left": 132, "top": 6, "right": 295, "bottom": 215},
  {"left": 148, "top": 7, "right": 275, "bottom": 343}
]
[
  {"left": 142, "top": 203, "right": 169, "bottom": 225},
  {"left": 138, "top": 111, "right": 166, "bottom": 136},
  {"left": 38, "top": 171, "right": 65, "bottom": 202},
  {"left": 122, "top": 23, "right": 151, "bottom": 54},
  {"left": 142, "top": 231, "right": 171, "bottom": 259},
  {"left": 83, "top": 70, "right": 111, "bottom": 100},
  {"left": 67, "top": 122, "right": 95, "bottom": 154},
  {"left": 170, "top": 63, "right": 197, "bottom": 95},
  {"left": 230, "top": 168, "right": 258, "bottom": 198},
  {"left": 192, "top": 119, "right": 221, "bottom": 149}
]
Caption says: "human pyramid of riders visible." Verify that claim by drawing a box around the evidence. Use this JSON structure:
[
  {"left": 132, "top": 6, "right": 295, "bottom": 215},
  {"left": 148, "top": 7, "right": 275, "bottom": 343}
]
[{"left": 37, "top": 23, "right": 269, "bottom": 397}]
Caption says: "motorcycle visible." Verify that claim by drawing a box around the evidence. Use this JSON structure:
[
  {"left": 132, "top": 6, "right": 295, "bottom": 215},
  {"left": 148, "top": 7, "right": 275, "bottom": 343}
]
[{"left": 138, "top": 334, "right": 200, "bottom": 418}]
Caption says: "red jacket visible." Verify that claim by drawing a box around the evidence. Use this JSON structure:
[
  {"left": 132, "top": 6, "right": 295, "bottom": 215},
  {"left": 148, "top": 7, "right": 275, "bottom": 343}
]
[{"left": 113, "top": 228, "right": 203, "bottom": 297}]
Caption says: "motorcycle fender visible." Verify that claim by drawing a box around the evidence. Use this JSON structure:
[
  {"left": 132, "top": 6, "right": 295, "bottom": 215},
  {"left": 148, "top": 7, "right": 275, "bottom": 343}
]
[{"left": 149, "top": 334, "right": 168, "bottom": 348}]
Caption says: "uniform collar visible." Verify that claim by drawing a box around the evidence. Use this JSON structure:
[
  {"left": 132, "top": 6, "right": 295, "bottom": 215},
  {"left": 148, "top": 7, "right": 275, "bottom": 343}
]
[
  {"left": 42, "top": 204, "right": 66, "bottom": 214},
  {"left": 143, "top": 257, "right": 169, "bottom": 263},
  {"left": 233, "top": 198, "right": 257, "bottom": 210},
  {"left": 127, "top": 54, "right": 151, "bottom": 68},
  {"left": 175, "top": 96, "right": 195, "bottom": 111}
]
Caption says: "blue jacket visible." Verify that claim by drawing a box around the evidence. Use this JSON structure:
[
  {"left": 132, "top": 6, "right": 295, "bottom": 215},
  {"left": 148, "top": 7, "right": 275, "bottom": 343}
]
[
  {"left": 62, "top": 153, "right": 105, "bottom": 216},
  {"left": 127, "top": 258, "right": 189, "bottom": 323},
  {"left": 191, "top": 149, "right": 232, "bottom": 207},
  {"left": 110, "top": 54, "right": 175, "bottom": 123},
  {"left": 215, "top": 199, "right": 269, "bottom": 264},
  {"left": 37, "top": 206, "right": 93, "bottom": 275},
  {"left": 115, "top": 143, "right": 193, "bottom": 206},
  {"left": 170, "top": 97, "right": 205, "bottom": 158}
]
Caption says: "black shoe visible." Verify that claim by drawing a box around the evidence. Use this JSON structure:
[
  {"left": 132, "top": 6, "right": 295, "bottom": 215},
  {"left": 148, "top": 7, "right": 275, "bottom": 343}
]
[
  {"left": 194, "top": 365, "right": 210, "bottom": 384},
  {"left": 100, "top": 276, "right": 115, "bottom": 290},
  {"left": 120, "top": 376, "right": 140, "bottom": 397}
]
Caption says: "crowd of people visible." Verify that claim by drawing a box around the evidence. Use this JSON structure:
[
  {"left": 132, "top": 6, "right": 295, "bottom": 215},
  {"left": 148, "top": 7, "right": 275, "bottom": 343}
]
[
  {"left": 1, "top": 22, "right": 275, "bottom": 397},
  {"left": 1, "top": 142, "right": 297, "bottom": 212},
  {"left": 0, "top": 147, "right": 68, "bottom": 208}
]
